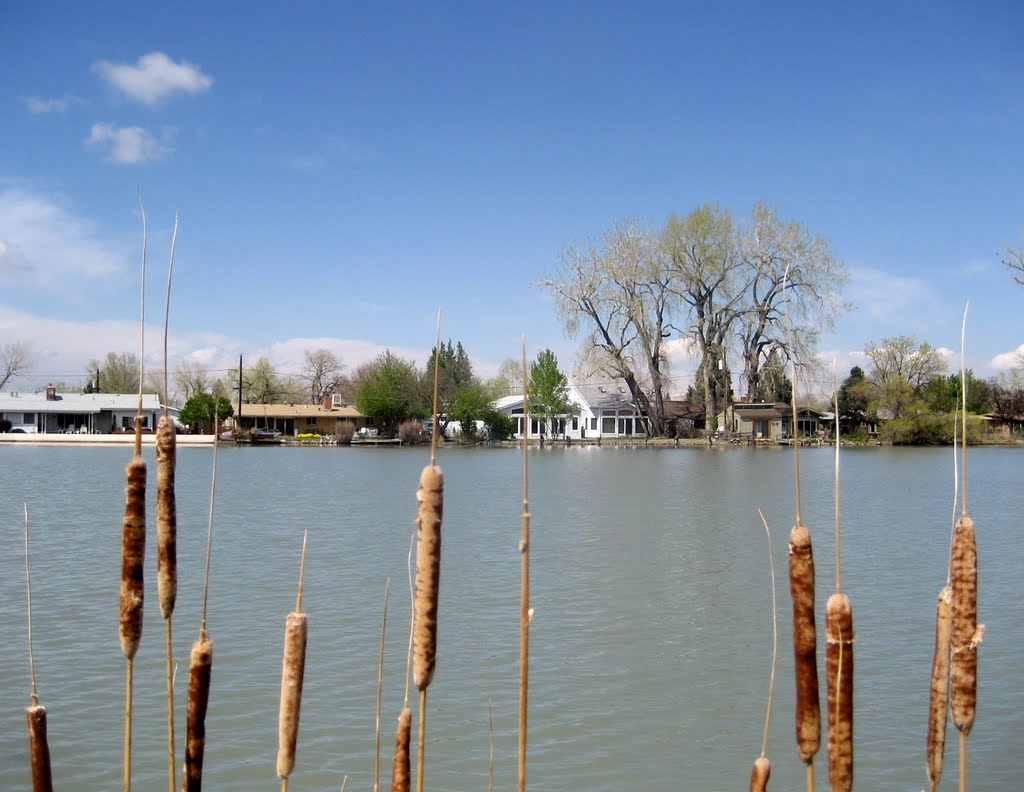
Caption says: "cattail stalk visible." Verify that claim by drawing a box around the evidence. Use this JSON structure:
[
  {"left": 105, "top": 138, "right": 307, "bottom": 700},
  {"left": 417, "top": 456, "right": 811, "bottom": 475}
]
[
  {"left": 949, "top": 306, "right": 983, "bottom": 792},
  {"left": 392, "top": 535, "right": 416, "bottom": 792},
  {"left": 413, "top": 315, "right": 443, "bottom": 792},
  {"left": 182, "top": 419, "right": 219, "bottom": 792},
  {"left": 518, "top": 337, "right": 531, "bottom": 792},
  {"left": 121, "top": 193, "right": 148, "bottom": 792},
  {"left": 24, "top": 504, "right": 53, "bottom": 792},
  {"left": 278, "top": 531, "right": 310, "bottom": 789},
  {"left": 750, "top": 509, "right": 777, "bottom": 792},
  {"left": 926, "top": 585, "right": 952, "bottom": 791},
  {"left": 158, "top": 212, "right": 180, "bottom": 792},
  {"left": 825, "top": 387, "right": 854, "bottom": 792},
  {"left": 787, "top": 345, "right": 819, "bottom": 791}
]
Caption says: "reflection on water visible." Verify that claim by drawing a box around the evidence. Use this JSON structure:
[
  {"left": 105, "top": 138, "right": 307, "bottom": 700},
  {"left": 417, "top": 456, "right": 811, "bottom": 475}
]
[{"left": 0, "top": 444, "right": 1020, "bottom": 790}]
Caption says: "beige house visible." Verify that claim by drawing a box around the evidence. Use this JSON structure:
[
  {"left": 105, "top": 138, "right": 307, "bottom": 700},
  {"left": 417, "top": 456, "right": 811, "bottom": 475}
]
[
  {"left": 727, "top": 402, "right": 792, "bottom": 441},
  {"left": 234, "top": 397, "right": 378, "bottom": 437}
]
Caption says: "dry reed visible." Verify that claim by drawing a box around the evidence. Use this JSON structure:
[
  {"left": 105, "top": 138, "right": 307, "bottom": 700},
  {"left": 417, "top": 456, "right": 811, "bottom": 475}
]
[
  {"left": 277, "top": 530, "right": 310, "bottom": 788},
  {"left": 23, "top": 504, "right": 53, "bottom": 792},
  {"left": 374, "top": 578, "right": 391, "bottom": 792},
  {"left": 518, "top": 338, "right": 531, "bottom": 792}
]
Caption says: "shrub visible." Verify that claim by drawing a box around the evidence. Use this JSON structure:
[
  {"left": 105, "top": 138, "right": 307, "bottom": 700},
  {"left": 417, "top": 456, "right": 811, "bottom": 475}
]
[
  {"left": 483, "top": 410, "right": 516, "bottom": 441},
  {"left": 336, "top": 421, "right": 356, "bottom": 444},
  {"left": 398, "top": 419, "right": 425, "bottom": 445}
]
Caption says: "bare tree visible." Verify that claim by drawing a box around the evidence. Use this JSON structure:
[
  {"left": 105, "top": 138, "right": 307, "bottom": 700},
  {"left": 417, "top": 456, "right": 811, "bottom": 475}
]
[
  {"left": 539, "top": 221, "right": 676, "bottom": 435},
  {"left": 486, "top": 357, "right": 525, "bottom": 397},
  {"left": 662, "top": 204, "right": 746, "bottom": 428},
  {"left": 865, "top": 335, "right": 947, "bottom": 391},
  {"left": 301, "top": 348, "right": 345, "bottom": 404},
  {"left": 174, "top": 359, "right": 211, "bottom": 403},
  {"left": 737, "top": 203, "right": 849, "bottom": 399},
  {"left": 1, "top": 341, "right": 34, "bottom": 390},
  {"left": 89, "top": 351, "right": 141, "bottom": 393}
]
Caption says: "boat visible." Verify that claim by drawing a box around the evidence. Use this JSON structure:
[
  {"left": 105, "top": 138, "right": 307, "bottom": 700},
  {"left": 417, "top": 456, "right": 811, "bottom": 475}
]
[{"left": 248, "top": 427, "right": 282, "bottom": 444}]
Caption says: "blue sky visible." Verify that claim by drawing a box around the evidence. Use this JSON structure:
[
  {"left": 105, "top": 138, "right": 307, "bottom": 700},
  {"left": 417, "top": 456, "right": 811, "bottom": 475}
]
[{"left": 2, "top": 1, "right": 1022, "bottom": 398}]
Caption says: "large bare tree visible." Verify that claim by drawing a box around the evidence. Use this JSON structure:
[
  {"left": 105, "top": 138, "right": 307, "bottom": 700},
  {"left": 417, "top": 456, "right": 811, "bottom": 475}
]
[
  {"left": 301, "top": 348, "right": 345, "bottom": 404},
  {"left": 89, "top": 351, "right": 141, "bottom": 393},
  {"left": 174, "top": 359, "right": 211, "bottom": 403},
  {"left": 736, "top": 203, "right": 848, "bottom": 400},
  {"left": 1, "top": 341, "right": 34, "bottom": 390},
  {"left": 539, "top": 221, "right": 676, "bottom": 436},
  {"left": 1004, "top": 245, "right": 1024, "bottom": 287},
  {"left": 662, "top": 204, "right": 746, "bottom": 427}
]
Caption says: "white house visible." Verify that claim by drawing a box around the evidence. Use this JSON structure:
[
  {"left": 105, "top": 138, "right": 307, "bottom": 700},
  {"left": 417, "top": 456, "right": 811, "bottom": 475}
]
[
  {"left": 494, "top": 379, "right": 647, "bottom": 440},
  {"left": 0, "top": 386, "right": 167, "bottom": 434}
]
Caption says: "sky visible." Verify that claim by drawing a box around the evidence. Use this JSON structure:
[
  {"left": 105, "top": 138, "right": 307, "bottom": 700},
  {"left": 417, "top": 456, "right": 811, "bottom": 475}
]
[{"left": 2, "top": 1, "right": 1023, "bottom": 400}]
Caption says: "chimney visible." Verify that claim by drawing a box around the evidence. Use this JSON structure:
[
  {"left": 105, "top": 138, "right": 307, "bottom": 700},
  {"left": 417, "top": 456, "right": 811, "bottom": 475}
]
[
  {"left": 323, "top": 395, "right": 333, "bottom": 410},
  {"left": 45, "top": 385, "right": 57, "bottom": 401}
]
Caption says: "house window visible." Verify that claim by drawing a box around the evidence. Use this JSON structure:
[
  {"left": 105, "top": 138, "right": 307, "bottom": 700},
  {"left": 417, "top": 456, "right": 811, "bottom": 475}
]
[
  {"left": 571, "top": 417, "right": 578, "bottom": 431},
  {"left": 590, "top": 418, "right": 597, "bottom": 430},
  {"left": 602, "top": 416, "right": 616, "bottom": 434},
  {"left": 305, "top": 417, "right": 317, "bottom": 426},
  {"left": 23, "top": 413, "right": 35, "bottom": 423},
  {"left": 621, "top": 417, "right": 633, "bottom": 435}
]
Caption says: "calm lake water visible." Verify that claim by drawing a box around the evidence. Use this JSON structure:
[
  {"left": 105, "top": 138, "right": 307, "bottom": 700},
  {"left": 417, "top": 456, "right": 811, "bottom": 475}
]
[{"left": 0, "top": 443, "right": 1020, "bottom": 791}]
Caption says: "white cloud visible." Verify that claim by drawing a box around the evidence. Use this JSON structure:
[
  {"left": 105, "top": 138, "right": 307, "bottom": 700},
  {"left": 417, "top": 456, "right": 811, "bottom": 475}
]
[
  {"left": 92, "top": 52, "right": 213, "bottom": 106},
  {"left": 991, "top": 343, "right": 1024, "bottom": 371},
  {"left": 0, "top": 188, "right": 124, "bottom": 288},
  {"left": 86, "top": 123, "right": 176, "bottom": 164},
  {"left": 25, "top": 94, "right": 81, "bottom": 114},
  {"left": 848, "top": 266, "right": 939, "bottom": 320}
]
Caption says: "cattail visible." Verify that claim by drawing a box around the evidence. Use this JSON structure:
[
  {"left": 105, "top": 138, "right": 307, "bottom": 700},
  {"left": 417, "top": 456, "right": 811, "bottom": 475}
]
[
  {"left": 26, "top": 705, "right": 53, "bottom": 792},
  {"left": 156, "top": 416, "right": 178, "bottom": 619},
  {"left": 391, "top": 706, "right": 411, "bottom": 792},
  {"left": 749, "top": 756, "right": 770, "bottom": 792},
  {"left": 949, "top": 515, "right": 979, "bottom": 735},
  {"left": 926, "top": 585, "right": 952, "bottom": 791},
  {"left": 182, "top": 636, "right": 213, "bottom": 792},
  {"left": 788, "top": 519, "right": 820, "bottom": 764},
  {"left": 825, "top": 592, "right": 854, "bottom": 792},
  {"left": 120, "top": 457, "right": 147, "bottom": 659},
  {"left": 413, "top": 463, "right": 443, "bottom": 691},
  {"left": 277, "top": 611, "right": 308, "bottom": 780}
]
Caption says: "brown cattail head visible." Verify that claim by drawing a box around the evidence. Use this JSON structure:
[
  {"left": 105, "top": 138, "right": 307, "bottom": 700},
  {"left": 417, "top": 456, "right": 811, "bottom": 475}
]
[
  {"left": 788, "top": 519, "right": 820, "bottom": 763},
  {"left": 182, "top": 636, "right": 213, "bottom": 792},
  {"left": 26, "top": 704, "right": 53, "bottom": 792},
  {"left": 413, "top": 464, "right": 443, "bottom": 692},
  {"left": 825, "top": 592, "right": 854, "bottom": 792},
  {"left": 749, "top": 755, "right": 770, "bottom": 792},
  {"left": 119, "top": 457, "right": 147, "bottom": 659},
  {"left": 949, "top": 515, "right": 979, "bottom": 735},
  {"left": 926, "top": 585, "right": 952, "bottom": 792},
  {"left": 156, "top": 415, "right": 178, "bottom": 619},
  {"left": 277, "top": 611, "right": 308, "bottom": 779},
  {"left": 391, "top": 706, "right": 411, "bottom": 792}
]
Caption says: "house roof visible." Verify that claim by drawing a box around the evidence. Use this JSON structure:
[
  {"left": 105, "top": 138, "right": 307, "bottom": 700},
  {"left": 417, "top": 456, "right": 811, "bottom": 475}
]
[
  {"left": 663, "top": 400, "right": 704, "bottom": 420},
  {"left": 238, "top": 402, "right": 365, "bottom": 419},
  {"left": 574, "top": 381, "right": 637, "bottom": 411},
  {"left": 0, "top": 391, "right": 164, "bottom": 414}
]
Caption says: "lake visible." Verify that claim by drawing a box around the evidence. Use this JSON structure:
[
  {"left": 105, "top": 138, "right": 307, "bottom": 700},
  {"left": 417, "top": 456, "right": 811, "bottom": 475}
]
[{"left": 0, "top": 443, "right": 1020, "bottom": 790}]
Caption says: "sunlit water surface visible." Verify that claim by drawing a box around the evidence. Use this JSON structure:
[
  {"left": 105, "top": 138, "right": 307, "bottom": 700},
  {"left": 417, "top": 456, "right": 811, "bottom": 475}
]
[{"left": 1, "top": 444, "right": 1021, "bottom": 791}]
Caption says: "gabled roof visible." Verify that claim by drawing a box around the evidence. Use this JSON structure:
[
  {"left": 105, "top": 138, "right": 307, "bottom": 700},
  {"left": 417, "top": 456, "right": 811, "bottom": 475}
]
[
  {"left": 732, "top": 402, "right": 791, "bottom": 420},
  {"left": 239, "top": 402, "right": 365, "bottom": 419},
  {"left": 574, "top": 381, "right": 637, "bottom": 411}
]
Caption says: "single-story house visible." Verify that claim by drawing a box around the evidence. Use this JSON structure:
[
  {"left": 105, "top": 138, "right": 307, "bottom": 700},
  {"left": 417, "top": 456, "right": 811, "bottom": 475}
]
[
  {"left": 726, "top": 401, "right": 792, "bottom": 441},
  {"left": 0, "top": 386, "right": 167, "bottom": 434},
  {"left": 232, "top": 396, "right": 379, "bottom": 437},
  {"left": 493, "top": 379, "right": 647, "bottom": 440},
  {"left": 794, "top": 407, "right": 829, "bottom": 438}
]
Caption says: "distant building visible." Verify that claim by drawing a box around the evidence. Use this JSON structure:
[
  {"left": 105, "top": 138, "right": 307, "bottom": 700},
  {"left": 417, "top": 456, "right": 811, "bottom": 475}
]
[
  {"left": 493, "top": 379, "right": 646, "bottom": 440},
  {"left": 0, "top": 386, "right": 167, "bottom": 434}
]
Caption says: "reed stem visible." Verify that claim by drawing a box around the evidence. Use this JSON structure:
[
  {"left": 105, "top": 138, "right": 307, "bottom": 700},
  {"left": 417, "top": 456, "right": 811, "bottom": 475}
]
[
  {"left": 416, "top": 689, "right": 427, "bottom": 792},
  {"left": 518, "top": 337, "right": 531, "bottom": 792},
  {"left": 374, "top": 578, "right": 391, "bottom": 792}
]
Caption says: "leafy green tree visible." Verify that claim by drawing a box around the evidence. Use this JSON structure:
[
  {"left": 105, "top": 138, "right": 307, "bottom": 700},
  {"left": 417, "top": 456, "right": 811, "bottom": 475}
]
[
  {"left": 448, "top": 381, "right": 493, "bottom": 439},
  {"left": 482, "top": 409, "right": 516, "bottom": 441},
  {"left": 922, "top": 371, "right": 993, "bottom": 414},
  {"left": 837, "top": 366, "right": 871, "bottom": 417},
  {"left": 529, "top": 349, "right": 578, "bottom": 436},
  {"left": 179, "top": 392, "right": 233, "bottom": 432},
  {"left": 424, "top": 340, "right": 476, "bottom": 431},
  {"left": 353, "top": 350, "right": 424, "bottom": 435},
  {"left": 864, "top": 335, "right": 947, "bottom": 419}
]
